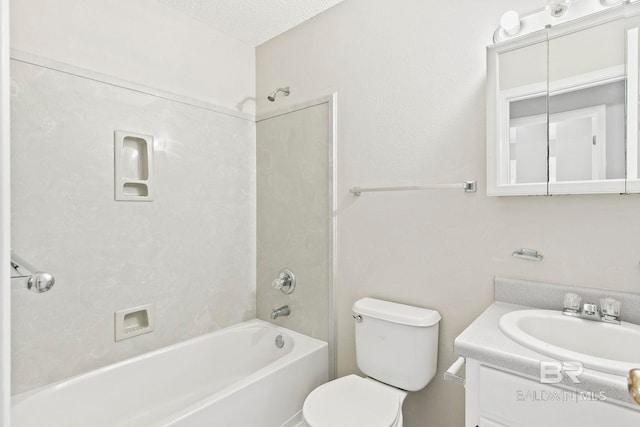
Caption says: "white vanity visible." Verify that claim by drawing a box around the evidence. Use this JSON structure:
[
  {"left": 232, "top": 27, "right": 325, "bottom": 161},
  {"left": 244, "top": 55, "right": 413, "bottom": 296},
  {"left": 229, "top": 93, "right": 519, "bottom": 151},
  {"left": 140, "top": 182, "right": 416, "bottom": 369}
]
[{"left": 450, "top": 278, "right": 640, "bottom": 427}]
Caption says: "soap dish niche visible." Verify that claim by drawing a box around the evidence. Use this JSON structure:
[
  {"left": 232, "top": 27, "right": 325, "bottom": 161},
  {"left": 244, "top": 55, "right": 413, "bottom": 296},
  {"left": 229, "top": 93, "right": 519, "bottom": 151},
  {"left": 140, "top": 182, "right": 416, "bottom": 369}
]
[
  {"left": 114, "top": 130, "right": 154, "bottom": 201},
  {"left": 114, "top": 303, "right": 155, "bottom": 342}
]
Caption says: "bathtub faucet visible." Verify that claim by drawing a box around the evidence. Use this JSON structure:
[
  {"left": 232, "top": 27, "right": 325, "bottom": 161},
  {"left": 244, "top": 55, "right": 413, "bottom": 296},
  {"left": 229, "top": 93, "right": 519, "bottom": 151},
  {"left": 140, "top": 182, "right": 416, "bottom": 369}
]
[{"left": 271, "top": 305, "right": 290, "bottom": 320}]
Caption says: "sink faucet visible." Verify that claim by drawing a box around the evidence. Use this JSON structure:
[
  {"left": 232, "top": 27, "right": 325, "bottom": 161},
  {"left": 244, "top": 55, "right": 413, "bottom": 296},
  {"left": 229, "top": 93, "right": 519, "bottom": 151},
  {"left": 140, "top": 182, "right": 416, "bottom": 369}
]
[
  {"left": 271, "top": 305, "right": 290, "bottom": 320},
  {"left": 562, "top": 292, "right": 621, "bottom": 324}
]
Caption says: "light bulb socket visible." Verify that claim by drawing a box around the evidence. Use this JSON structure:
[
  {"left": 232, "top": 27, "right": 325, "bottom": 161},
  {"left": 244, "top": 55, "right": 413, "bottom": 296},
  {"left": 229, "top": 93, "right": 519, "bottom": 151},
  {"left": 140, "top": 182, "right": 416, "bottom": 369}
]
[
  {"left": 547, "top": 0, "right": 573, "bottom": 18},
  {"left": 500, "top": 11, "right": 521, "bottom": 36}
]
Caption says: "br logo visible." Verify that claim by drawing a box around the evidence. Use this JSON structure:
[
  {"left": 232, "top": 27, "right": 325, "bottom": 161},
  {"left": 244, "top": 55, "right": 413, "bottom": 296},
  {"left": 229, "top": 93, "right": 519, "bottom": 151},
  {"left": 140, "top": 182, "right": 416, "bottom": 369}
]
[{"left": 539, "top": 361, "right": 584, "bottom": 384}]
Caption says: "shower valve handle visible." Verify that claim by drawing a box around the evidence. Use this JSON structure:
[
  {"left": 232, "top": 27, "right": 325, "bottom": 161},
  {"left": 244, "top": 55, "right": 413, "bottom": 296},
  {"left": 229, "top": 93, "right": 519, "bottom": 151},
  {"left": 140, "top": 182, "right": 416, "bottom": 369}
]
[{"left": 271, "top": 269, "right": 296, "bottom": 294}]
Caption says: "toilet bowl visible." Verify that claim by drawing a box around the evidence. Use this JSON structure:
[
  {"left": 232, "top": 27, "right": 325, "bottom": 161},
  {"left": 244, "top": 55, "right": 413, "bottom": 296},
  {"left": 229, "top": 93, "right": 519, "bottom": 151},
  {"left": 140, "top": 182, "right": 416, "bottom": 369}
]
[
  {"left": 302, "top": 298, "right": 441, "bottom": 427},
  {"left": 302, "top": 375, "right": 407, "bottom": 427}
]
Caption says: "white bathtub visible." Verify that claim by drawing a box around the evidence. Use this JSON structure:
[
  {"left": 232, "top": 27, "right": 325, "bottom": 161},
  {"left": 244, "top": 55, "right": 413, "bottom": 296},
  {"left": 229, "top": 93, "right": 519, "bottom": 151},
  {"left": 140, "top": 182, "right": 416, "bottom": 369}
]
[{"left": 12, "top": 319, "right": 328, "bottom": 427}]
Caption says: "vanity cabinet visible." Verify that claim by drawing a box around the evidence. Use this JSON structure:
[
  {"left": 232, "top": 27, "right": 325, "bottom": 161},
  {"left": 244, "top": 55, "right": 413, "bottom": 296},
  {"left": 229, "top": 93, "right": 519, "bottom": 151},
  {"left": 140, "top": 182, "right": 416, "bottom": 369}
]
[
  {"left": 487, "top": 6, "right": 640, "bottom": 196},
  {"left": 464, "top": 358, "right": 640, "bottom": 427}
]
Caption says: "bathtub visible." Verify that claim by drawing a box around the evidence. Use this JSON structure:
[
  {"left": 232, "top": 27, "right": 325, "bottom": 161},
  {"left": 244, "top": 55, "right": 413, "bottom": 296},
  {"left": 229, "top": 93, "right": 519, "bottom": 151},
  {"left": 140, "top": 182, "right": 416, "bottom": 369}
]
[{"left": 12, "top": 319, "right": 328, "bottom": 427}]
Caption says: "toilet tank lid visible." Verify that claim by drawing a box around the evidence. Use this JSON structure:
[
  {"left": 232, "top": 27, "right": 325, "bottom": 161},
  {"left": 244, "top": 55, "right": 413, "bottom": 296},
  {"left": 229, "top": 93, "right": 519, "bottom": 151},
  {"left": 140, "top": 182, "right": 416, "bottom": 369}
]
[{"left": 352, "top": 298, "right": 441, "bottom": 327}]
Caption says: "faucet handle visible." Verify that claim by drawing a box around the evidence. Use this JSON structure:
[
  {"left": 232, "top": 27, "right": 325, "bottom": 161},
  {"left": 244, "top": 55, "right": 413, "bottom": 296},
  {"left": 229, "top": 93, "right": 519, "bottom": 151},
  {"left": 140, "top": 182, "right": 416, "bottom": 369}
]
[
  {"left": 600, "top": 297, "right": 621, "bottom": 321},
  {"left": 563, "top": 292, "right": 581, "bottom": 313},
  {"left": 271, "top": 269, "right": 296, "bottom": 295},
  {"left": 272, "top": 277, "right": 286, "bottom": 290}
]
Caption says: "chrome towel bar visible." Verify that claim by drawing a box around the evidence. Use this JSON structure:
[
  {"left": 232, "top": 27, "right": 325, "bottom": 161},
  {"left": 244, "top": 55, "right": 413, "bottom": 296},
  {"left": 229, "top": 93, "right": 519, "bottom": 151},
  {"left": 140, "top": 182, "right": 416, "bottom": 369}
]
[
  {"left": 10, "top": 251, "right": 55, "bottom": 293},
  {"left": 350, "top": 181, "right": 477, "bottom": 196}
]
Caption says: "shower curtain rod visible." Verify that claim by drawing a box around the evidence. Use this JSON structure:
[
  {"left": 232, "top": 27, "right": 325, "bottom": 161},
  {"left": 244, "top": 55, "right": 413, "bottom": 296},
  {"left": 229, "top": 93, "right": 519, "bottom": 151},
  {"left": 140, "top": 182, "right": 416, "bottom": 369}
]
[{"left": 349, "top": 181, "right": 477, "bottom": 196}]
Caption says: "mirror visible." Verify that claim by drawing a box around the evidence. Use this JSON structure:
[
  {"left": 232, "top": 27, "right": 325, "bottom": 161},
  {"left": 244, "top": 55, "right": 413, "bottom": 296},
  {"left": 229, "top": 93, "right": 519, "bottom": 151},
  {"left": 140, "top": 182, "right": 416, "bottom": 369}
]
[
  {"left": 487, "top": 8, "right": 629, "bottom": 196},
  {"left": 547, "top": 18, "right": 626, "bottom": 194},
  {"left": 488, "top": 36, "right": 548, "bottom": 196},
  {"left": 501, "top": 43, "right": 549, "bottom": 190}
]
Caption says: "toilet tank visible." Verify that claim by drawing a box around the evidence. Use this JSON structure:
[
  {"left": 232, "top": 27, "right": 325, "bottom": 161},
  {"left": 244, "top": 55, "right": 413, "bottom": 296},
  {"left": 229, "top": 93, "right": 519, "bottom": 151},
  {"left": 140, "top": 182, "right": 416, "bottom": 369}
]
[{"left": 353, "top": 297, "right": 441, "bottom": 392}]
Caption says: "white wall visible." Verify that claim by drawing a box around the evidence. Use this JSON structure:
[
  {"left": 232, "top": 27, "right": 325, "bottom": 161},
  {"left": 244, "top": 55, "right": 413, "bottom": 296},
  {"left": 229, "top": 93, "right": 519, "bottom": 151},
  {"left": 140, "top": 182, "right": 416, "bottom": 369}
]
[
  {"left": 10, "top": 0, "right": 256, "bottom": 115},
  {"left": 257, "top": 1, "right": 640, "bottom": 426}
]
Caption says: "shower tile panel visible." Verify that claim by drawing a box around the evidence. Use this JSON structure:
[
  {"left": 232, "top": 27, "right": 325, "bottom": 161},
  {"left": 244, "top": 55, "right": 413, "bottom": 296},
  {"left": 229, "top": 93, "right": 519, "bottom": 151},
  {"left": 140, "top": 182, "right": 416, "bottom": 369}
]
[
  {"left": 256, "top": 103, "right": 330, "bottom": 344},
  {"left": 10, "top": 60, "right": 256, "bottom": 393}
]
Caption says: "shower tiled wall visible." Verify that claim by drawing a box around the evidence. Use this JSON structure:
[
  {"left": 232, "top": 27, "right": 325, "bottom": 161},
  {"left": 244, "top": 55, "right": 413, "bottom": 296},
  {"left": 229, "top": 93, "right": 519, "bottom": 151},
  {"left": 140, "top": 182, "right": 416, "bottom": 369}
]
[
  {"left": 10, "top": 60, "right": 256, "bottom": 393},
  {"left": 256, "top": 103, "right": 331, "bottom": 355}
]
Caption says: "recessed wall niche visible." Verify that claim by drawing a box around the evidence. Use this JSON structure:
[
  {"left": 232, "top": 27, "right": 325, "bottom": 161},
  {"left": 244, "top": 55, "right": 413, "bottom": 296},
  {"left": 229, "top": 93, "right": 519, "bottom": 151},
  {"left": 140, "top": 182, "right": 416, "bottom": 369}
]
[{"left": 114, "top": 130, "right": 154, "bottom": 201}]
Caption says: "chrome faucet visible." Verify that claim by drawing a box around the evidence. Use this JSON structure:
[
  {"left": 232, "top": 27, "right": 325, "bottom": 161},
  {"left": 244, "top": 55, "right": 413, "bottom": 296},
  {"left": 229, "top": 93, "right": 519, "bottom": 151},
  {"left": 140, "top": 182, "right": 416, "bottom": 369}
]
[
  {"left": 270, "top": 305, "right": 290, "bottom": 320},
  {"left": 562, "top": 292, "right": 621, "bottom": 324}
]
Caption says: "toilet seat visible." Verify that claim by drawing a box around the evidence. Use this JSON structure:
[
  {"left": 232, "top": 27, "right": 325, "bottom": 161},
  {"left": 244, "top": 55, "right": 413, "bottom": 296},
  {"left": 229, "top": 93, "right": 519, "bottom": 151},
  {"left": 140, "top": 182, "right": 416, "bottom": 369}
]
[{"left": 302, "top": 375, "right": 403, "bottom": 427}]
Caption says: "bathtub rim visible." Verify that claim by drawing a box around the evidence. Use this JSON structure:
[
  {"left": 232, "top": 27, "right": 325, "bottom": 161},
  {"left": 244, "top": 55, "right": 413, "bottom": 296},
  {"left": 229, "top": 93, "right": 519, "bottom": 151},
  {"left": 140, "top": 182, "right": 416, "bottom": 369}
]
[{"left": 12, "top": 318, "right": 327, "bottom": 407}]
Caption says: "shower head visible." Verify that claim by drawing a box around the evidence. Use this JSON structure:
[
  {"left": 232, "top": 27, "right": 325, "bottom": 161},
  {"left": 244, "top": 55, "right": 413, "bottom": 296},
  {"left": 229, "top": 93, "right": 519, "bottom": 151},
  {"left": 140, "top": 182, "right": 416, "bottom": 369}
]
[{"left": 267, "top": 87, "right": 290, "bottom": 102}]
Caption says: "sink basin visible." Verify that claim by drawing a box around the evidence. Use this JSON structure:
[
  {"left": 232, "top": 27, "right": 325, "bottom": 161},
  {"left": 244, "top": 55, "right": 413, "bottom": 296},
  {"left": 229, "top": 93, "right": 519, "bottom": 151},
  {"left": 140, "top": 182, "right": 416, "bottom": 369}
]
[{"left": 499, "top": 309, "right": 640, "bottom": 376}]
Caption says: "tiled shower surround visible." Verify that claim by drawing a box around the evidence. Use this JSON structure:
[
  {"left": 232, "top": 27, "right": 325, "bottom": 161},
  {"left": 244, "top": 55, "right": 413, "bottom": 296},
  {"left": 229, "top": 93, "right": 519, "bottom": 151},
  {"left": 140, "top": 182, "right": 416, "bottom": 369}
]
[{"left": 10, "top": 60, "right": 256, "bottom": 393}]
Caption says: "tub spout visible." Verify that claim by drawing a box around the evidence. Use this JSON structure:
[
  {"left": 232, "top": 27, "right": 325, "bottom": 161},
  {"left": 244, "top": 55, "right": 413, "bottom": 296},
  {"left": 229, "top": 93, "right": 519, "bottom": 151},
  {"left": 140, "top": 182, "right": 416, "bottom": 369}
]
[{"left": 271, "top": 305, "right": 290, "bottom": 320}]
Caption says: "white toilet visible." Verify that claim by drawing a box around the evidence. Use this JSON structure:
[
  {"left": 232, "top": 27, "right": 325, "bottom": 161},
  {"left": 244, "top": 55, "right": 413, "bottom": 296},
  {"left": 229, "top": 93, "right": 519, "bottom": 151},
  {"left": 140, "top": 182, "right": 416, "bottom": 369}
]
[{"left": 302, "top": 297, "right": 441, "bottom": 427}]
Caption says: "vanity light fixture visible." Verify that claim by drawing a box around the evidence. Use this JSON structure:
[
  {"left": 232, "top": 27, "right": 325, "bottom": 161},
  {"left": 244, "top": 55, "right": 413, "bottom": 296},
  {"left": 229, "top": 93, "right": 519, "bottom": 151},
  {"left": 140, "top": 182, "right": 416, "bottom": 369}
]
[{"left": 495, "top": 0, "right": 629, "bottom": 43}]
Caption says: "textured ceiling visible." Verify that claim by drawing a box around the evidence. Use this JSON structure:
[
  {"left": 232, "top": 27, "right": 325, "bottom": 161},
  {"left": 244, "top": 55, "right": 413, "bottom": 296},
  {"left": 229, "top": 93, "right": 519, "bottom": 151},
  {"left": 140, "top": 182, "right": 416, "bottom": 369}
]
[{"left": 156, "top": 0, "right": 344, "bottom": 46}]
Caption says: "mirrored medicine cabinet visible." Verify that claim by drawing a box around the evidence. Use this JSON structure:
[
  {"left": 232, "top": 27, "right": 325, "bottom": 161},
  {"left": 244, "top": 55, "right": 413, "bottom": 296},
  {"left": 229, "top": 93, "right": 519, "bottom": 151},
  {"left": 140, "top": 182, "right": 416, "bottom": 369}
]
[{"left": 487, "top": 4, "right": 640, "bottom": 196}]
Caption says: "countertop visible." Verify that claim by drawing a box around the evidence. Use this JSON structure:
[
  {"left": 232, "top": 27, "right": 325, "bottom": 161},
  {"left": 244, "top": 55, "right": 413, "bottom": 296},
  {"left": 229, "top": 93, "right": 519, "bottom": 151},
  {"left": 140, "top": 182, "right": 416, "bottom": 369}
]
[{"left": 454, "top": 300, "right": 638, "bottom": 407}]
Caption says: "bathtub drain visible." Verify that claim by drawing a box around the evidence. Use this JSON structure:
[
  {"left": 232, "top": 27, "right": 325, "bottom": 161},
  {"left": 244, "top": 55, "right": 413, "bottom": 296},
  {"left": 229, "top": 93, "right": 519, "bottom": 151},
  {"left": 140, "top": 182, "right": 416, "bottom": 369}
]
[{"left": 275, "top": 335, "right": 285, "bottom": 349}]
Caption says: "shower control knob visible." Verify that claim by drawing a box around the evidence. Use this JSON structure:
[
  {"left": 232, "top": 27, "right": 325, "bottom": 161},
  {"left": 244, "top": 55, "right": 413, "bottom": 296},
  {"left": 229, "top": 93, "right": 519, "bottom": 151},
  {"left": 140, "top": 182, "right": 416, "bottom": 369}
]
[
  {"left": 271, "top": 269, "right": 295, "bottom": 295},
  {"left": 272, "top": 278, "right": 285, "bottom": 290}
]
